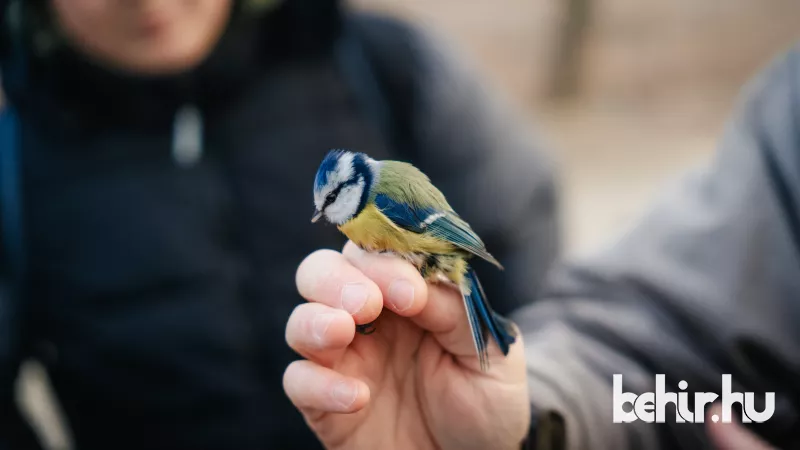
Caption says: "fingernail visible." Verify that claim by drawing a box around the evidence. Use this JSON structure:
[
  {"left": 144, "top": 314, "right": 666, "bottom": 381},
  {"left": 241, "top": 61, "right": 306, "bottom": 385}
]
[
  {"left": 341, "top": 283, "right": 368, "bottom": 314},
  {"left": 312, "top": 314, "right": 335, "bottom": 345},
  {"left": 332, "top": 381, "right": 358, "bottom": 408},
  {"left": 388, "top": 279, "right": 414, "bottom": 312}
]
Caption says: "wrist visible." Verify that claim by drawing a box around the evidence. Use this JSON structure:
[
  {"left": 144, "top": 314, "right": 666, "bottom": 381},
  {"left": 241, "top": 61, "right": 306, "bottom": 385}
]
[{"left": 527, "top": 407, "right": 566, "bottom": 450}]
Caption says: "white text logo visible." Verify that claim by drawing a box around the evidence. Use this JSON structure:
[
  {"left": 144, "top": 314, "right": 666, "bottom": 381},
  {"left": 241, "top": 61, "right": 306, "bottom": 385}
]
[{"left": 612, "top": 374, "right": 775, "bottom": 424}]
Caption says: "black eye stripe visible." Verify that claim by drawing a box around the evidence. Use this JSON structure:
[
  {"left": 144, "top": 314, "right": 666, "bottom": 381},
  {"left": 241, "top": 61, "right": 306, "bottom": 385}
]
[
  {"left": 323, "top": 185, "right": 345, "bottom": 208},
  {"left": 323, "top": 175, "right": 365, "bottom": 209}
]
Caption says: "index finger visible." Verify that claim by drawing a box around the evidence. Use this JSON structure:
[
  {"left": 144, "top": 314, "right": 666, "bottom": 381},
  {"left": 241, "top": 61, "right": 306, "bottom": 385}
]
[
  {"left": 296, "top": 249, "right": 384, "bottom": 326},
  {"left": 342, "top": 241, "right": 429, "bottom": 316}
]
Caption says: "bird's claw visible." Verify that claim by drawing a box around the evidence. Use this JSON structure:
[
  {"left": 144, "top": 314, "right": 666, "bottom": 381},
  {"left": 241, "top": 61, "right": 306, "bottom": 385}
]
[{"left": 356, "top": 321, "right": 377, "bottom": 335}]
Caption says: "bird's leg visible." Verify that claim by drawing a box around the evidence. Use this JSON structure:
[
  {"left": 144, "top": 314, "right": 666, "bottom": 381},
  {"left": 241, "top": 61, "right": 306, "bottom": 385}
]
[
  {"left": 356, "top": 321, "right": 377, "bottom": 335},
  {"left": 419, "top": 254, "right": 439, "bottom": 280}
]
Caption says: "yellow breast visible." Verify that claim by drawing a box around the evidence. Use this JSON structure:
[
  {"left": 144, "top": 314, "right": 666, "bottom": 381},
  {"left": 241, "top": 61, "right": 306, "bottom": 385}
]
[{"left": 338, "top": 203, "right": 456, "bottom": 255}]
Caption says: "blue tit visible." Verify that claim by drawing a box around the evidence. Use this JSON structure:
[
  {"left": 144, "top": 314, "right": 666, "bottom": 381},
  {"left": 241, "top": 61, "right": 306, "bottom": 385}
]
[{"left": 310, "top": 149, "right": 517, "bottom": 371}]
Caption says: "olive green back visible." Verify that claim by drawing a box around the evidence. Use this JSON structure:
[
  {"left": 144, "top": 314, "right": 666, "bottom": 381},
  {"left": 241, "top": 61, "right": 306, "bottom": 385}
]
[{"left": 372, "top": 160, "right": 454, "bottom": 211}]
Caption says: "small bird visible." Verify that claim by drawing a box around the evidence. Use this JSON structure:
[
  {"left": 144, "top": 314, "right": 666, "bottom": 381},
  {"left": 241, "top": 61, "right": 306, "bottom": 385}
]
[{"left": 310, "top": 149, "right": 517, "bottom": 370}]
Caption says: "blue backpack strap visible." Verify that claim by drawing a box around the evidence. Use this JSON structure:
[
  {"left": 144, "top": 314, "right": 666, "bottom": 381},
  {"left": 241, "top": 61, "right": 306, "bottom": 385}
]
[
  {"left": 0, "top": 0, "right": 27, "bottom": 288},
  {"left": 0, "top": 106, "right": 24, "bottom": 286},
  {"left": 1, "top": 0, "right": 27, "bottom": 278},
  {"left": 0, "top": 0, "right": 28, "bottom": 367},
  {"left": 0, "top": 105, "right": 23, "bottom": 376}
]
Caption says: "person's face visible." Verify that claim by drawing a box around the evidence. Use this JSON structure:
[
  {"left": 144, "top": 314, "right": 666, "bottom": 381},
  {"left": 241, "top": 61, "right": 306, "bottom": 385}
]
[{"left": 51, "top": 0, "right": 233, "bottom": 75}]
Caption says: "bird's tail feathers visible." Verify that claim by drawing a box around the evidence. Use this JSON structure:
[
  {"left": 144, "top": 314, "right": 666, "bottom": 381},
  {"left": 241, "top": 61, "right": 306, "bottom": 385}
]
[{"left": 462, "top": 266, "right": 518, "bottom": 371}]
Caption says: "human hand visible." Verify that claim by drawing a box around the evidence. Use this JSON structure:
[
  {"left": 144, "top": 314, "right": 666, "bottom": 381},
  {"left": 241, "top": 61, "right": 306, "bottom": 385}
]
[
  {"left": 706, "top": 403, "right": 776, "bottom": 450},
  {"left": 283, "top": 242, "right": 530, "bottom": 450}
]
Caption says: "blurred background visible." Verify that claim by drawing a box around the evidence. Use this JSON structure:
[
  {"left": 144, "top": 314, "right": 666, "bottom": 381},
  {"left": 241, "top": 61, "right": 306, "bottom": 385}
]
[
  {"left": 356, "top": 0, "right": 800, "bottom": 257},
  {"left": 15, "top": 0, "right": 800, "bottom": 448}
]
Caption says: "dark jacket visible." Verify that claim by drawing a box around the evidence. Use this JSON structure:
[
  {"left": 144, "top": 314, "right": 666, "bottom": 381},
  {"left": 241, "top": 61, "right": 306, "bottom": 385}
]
[
  {"left": 518, "top": 44, "right": 800, "bottom": 449},
  {"left": 0, "top": 1, "right": 559, "bottom": 449}
]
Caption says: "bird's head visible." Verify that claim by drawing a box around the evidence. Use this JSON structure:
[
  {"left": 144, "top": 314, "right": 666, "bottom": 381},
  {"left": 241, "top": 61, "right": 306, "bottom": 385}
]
[{"left": 312, "top": 149, "right": 378, "bottom": 225}]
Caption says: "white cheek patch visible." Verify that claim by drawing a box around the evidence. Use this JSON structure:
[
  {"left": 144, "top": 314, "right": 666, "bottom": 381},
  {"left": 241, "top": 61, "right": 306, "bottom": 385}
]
[{"left": 325, "top": 179, "right": 365, "bottom": 225}]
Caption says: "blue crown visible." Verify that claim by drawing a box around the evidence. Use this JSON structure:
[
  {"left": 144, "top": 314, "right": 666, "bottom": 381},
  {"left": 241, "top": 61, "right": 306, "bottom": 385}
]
[{"left": 315, "top": 149, "right": 352, "bottom": 189}]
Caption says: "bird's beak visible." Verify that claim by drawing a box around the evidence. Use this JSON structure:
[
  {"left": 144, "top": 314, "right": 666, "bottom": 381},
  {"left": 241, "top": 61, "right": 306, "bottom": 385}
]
[{"left": 311, "top": 209, "right": 323, "bottom": 223}]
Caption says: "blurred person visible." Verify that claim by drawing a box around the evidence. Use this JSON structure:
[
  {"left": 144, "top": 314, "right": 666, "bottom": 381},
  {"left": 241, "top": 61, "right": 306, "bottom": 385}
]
[
  {"left": 283, "top": 44, "right": 800, "bottom": 449},
  {"left": 0, "top": 0, "right": 559, "bottom": 449}
]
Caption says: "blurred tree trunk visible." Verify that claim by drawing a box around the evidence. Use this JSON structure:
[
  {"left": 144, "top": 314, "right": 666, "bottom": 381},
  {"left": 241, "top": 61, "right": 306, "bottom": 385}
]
[{"left": 548, "top": 0, "right": 590, "bottom": 99}]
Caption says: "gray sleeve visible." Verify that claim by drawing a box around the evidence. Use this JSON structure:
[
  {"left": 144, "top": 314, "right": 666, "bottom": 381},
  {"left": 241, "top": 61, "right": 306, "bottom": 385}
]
[
  {"left": 515, "top": 46, "right": 800, "bottom": 449},
  {"left": 405, "top": 26, "right": 561, "bottom": 316}
]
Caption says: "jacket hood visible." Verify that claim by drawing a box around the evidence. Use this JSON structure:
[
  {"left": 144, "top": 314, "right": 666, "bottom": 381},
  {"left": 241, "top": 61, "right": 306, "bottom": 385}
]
[{"left": 2, "top": 0, "right": 343, "bottom": 132}]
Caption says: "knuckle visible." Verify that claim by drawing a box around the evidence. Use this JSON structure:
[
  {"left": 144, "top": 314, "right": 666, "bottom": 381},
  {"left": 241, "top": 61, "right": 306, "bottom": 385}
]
[
  {"left": 285, "top": 309, "right": 305, "bottom": 347},
  {"left": 342, "top": 240, "right": 360, "bottom": 254},
  {"left": 296, "top": 251, "right": 344, "bottom": 299},
  {"left": 297, "top": 249, "right": 340, "bottom": 277},
  {"left": 282, "top": 361, "right": 302, "bottom": 395}
]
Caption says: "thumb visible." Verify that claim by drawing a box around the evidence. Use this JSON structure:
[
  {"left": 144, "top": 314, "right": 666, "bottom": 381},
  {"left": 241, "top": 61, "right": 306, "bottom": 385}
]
[{"left": 706, "top": 403, "right": 775, "bottom": 450}]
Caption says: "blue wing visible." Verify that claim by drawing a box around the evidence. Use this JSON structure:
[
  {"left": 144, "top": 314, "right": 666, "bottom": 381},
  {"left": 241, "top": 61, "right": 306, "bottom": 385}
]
[
  {"left": 374, "top": 194, "right": 502, "bottom": 268},
  {"left": 373, "top": 193, "right": 433, "bottom": 233}
]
